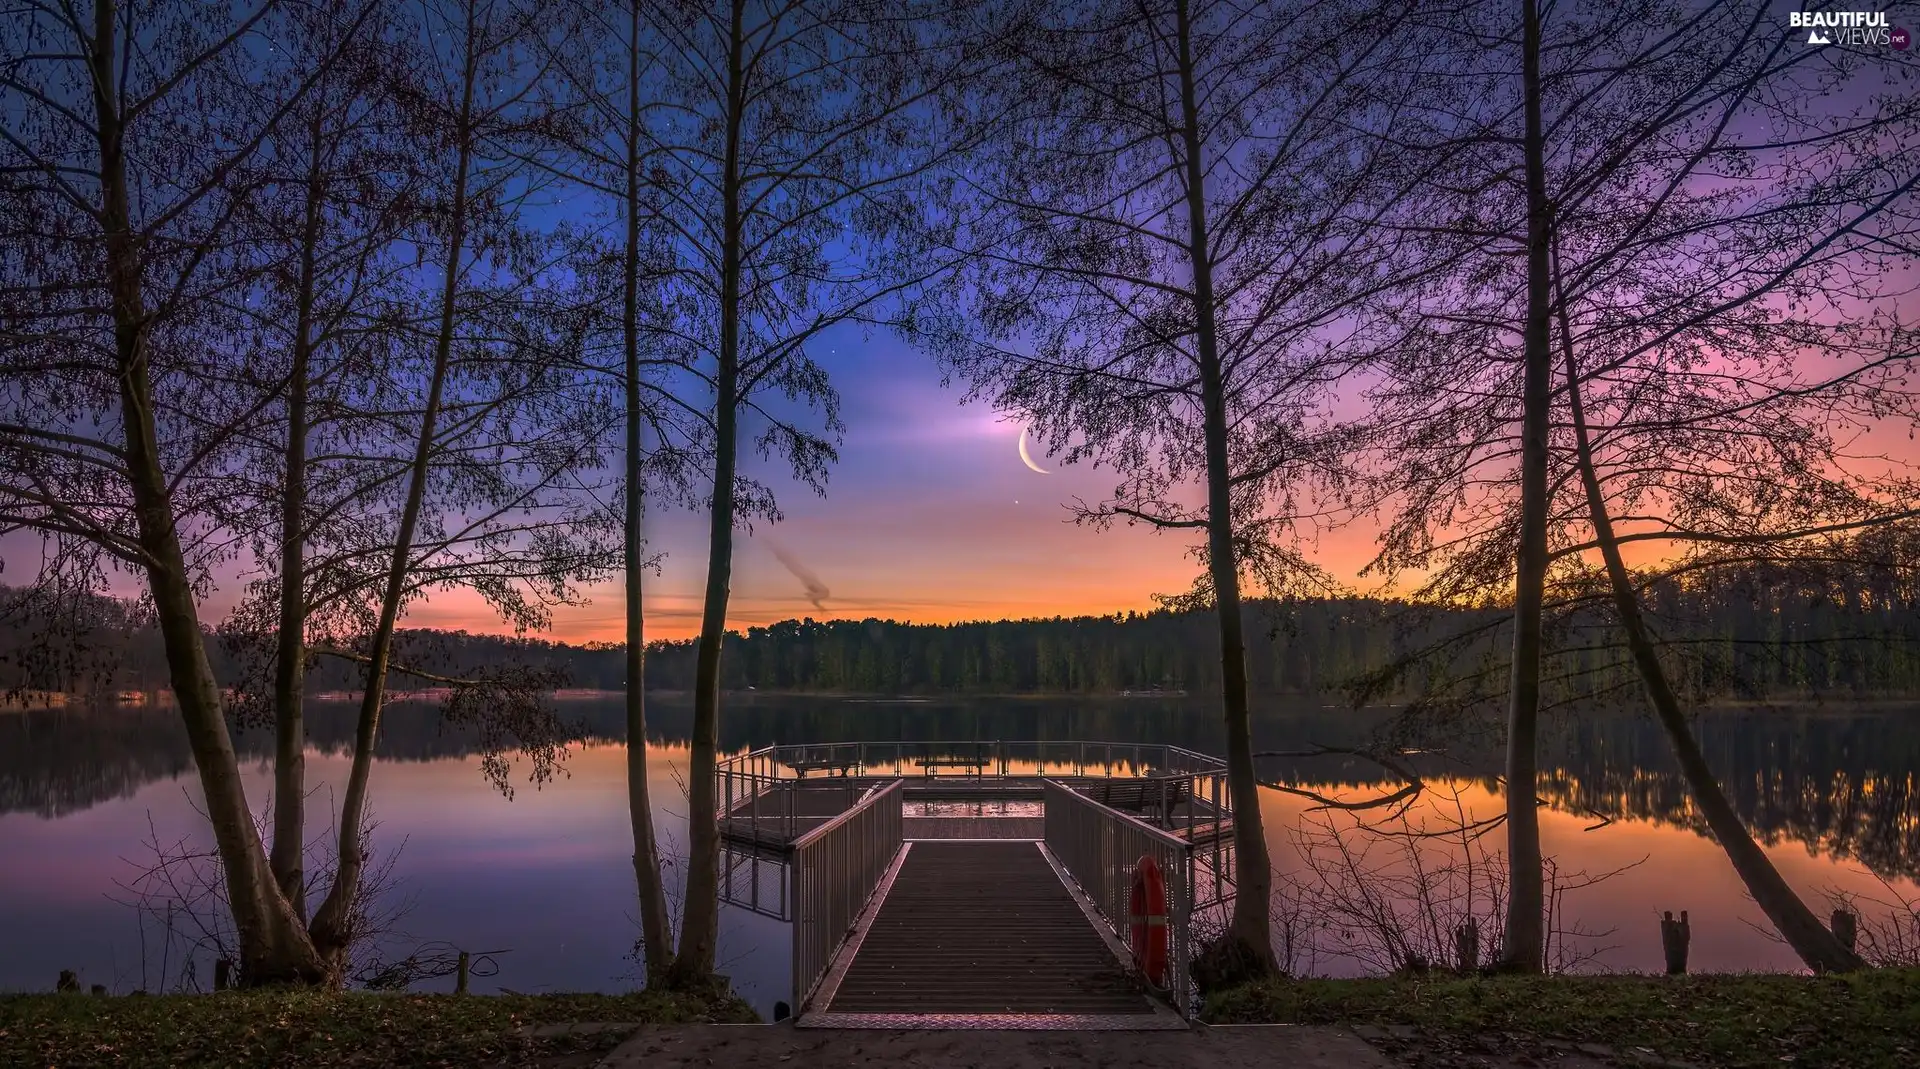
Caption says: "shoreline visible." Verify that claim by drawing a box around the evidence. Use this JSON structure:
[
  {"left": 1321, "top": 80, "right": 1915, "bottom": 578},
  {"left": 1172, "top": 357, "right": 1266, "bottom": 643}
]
[
  {"left": 7, "top": 972, "right": 1920, "bottom": 1068},
  {"left": 9, "top": 687, "right": 1920, "bottom": 715}
]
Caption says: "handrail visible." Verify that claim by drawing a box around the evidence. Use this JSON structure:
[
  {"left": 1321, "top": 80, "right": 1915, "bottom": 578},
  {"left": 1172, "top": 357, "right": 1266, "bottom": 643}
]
[
  {"left": 1041, "top": 778, "right": 1199, "bottom": 1017},
  {"left": 790, "top": 778, "right": 905, "bottom": 1009},
  {"left": 715, "top": 739, "right": 1230, "bottom": 782},
  {"left": 1058, "top": 780, "right": 1193, "bottom": 850},
  {"left": 792, "top": 777, "right": 897, "bottom": 850}
]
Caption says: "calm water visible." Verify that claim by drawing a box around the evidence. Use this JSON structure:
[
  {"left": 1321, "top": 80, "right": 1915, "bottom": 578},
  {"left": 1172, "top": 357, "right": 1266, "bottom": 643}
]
[{"left": 3, "top": 696, "right": 1918, "bottom": 1016}]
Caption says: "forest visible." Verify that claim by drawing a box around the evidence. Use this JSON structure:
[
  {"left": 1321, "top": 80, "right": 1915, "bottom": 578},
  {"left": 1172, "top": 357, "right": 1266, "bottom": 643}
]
[{"left": 8, "top": 563, "right": 1919, "bottom": 701}]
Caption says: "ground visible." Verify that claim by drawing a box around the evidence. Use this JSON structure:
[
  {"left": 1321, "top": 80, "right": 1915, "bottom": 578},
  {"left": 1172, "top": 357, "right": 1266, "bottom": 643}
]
[
  {"left": 0, "top": 989, "right": 755, "bottom": 1068},
  {"left": 1204, "top": 971, "right": 1920, "bottom": 1069},
  {"left": 5, "top": 972, "right": 1918, "bottom": 1068}
]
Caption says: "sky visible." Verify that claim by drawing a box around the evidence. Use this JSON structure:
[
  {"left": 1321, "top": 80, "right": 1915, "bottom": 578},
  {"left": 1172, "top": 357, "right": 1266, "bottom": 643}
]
[
  {"left": 399, "top": 328, "right": 1395, "bottom": 643},
  {"left": 5, "top": 4, "right": 1912, "bottom": 648}
]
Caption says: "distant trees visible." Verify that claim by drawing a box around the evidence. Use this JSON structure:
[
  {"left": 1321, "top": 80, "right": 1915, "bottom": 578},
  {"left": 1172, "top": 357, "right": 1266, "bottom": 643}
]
[{"left": 18, "top": 587, "right": 1919, "bottom": 701}]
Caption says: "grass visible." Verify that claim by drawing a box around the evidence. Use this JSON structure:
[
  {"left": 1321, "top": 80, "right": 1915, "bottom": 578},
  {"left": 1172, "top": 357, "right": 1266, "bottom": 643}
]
[
  {"left": 0, "top": 988, "right": 758, "bottom": 1069},
  {"left": 1204, "top": 970, "right": 1920, "bottom": 1068}
]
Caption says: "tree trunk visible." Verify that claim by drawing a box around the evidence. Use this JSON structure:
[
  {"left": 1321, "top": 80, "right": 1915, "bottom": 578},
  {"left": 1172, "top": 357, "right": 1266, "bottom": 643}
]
[
  {"left": 271, "top": 111, "right": 331, "bottom": 922},
  {"left": 1552, "top": 259, "right": 1865, "bottom": 974},
  {"left": 667, "top": 0, "right": 746, "bottom": 990},
  {"left": 307, "top": 13, "right": 477, "bottom": 969},
  {"left": 89, "top": 0, "right": 325, "bottom": 986},
  {"left": 624, "top": 0, "right": 675, "bottom": 984},
  {"left": 1173, "top": 0, "right": 1277, "bottom": 975},
  {"left": 1500, "top": 0, "right": 1551, "bottom": 974}
]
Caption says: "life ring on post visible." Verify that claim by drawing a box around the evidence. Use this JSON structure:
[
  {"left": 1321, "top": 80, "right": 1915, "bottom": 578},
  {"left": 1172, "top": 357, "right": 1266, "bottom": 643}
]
[{"left": 1128, "top": 854, "right": 1169, "bottom": 987}]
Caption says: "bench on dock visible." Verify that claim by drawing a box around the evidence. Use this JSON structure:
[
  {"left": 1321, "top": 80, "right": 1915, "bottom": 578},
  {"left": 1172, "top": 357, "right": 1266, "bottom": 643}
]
[
  {"left": 1084, "top": 777, "right": 1191, "bottom": 825},
  {"left": 915, "top": 756, "right": 990, "bottom": 776},
  {"left": 785, "top": 758, "right": 859, "bottom": 777}
]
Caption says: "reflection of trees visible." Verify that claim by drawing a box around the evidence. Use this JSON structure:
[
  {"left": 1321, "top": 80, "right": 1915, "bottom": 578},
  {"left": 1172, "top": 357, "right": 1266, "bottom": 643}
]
[
  {"left": 7, "top": 700, "right": 1917, "bottom": 880},
  {"left": 1534, "top": 712, "right": 1920, "bottom": 880},
  {"left": 0, "top": 707, "right": 198, "bottom": 817}
]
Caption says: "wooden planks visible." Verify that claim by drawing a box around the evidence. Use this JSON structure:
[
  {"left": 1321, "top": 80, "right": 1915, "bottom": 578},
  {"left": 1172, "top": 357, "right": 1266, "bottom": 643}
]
[{"left": 822, "top": 841, "right": 1154, "bottom": 1017}]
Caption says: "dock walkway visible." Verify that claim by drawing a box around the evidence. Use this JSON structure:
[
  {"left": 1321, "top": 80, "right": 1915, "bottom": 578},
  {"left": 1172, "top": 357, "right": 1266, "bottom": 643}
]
[
  {"left": 713, "top": 741, "right": 1240, "bottom": 1026},
  {"left": 804, "top": 841, "right": 1174, "bottom": 1026}
]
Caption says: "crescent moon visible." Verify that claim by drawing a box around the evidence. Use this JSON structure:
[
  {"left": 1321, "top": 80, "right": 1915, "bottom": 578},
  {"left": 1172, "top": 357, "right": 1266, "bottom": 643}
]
[{"left": 1018, "top": 427, "right": 1051, "bottom": 475}]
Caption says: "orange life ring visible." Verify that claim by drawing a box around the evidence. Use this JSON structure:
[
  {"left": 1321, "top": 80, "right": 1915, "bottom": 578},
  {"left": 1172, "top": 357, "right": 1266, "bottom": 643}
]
[{"left": 1128, "top": 854, "right": 1169, "bottom": 986}]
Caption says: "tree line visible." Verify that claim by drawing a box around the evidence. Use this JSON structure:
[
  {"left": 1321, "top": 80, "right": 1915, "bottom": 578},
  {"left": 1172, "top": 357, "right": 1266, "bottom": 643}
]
[
  {"left": 13, "top": 570, "right": 1917, "bottom": 701},
  {"left": 2, "top": 0, "right": 1915, "bottom": 992}
]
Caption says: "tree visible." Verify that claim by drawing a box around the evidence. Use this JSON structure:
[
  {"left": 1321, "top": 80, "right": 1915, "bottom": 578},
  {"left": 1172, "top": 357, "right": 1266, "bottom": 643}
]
[
  {"left": 1369, "top": 0, "right": 1919, "bottom": 972},
  {"left": 541, "top": 0, "right": 712, "bottom": 981},
  {"left": 637, "top": 0, "right": 980, "bottom": 985},
  {"left": 928, "top": 0, "right": 1439, "bottom": 975},
  {"left": 222, "top": 0, "right": 433, "bottom": 922},
  {"left": 0, "top": 0, "right": 375, "bottom": 983},
  {"left": 1532, "top": 0, "right": 1919, "bottom": 970},
  {"left": 1501, "top": 0, "right": 1553, "bottom": 972},
  {"left": 302, "top": 0, "right": 619, "bottom": 969}
]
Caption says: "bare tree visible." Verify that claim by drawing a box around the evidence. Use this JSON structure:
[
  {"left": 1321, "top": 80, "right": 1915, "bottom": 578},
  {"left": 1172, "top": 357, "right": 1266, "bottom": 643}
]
[
  {"left": 1497, "top": 0, "right": 1554, "bottom": 972},
  {"left": 1369, "top": 0, "right": 1919, "bottom": 972},
  {"left": 1537, "top": 8, "right": 1919, "bottom": 966},
  {"left": 927, "top": 0, "right": 1443, "bottom": 976},
  {"left": 210, "top": 0, "right": 435, "bottom": 922},
  {"left": 638, "top": 0, "right": 982, "bottom": 986},
  {"left": 540, "top": 0, "right": 712, "bottom": 982},
  {"left": 303, "top": 0, "right": 619, "bottom": 970},
  {"left": 0, "top": 0, "right": 379, "bottom": 984}
]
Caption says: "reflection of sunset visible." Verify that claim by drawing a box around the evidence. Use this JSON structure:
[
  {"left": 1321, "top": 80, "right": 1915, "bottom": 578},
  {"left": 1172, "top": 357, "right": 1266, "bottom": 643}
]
[
  {"left": 1257, "top": 779, "right": 1920, "bottom": 975},
  {"left": 6, "top": 732, "right": 1919, "bottom": 1001}
]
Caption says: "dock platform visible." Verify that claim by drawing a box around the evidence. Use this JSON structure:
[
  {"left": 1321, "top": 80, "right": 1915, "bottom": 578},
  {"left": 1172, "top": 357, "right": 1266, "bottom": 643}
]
[
  {"left": 713, "top": 740, "right": 1240, "bottom": 1024},
  {"left": 801, "top": 841, "right": 1182, "bottom": 1028}
]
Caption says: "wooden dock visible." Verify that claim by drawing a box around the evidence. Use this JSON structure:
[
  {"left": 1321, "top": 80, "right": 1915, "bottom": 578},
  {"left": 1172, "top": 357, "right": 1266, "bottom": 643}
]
[
  {"left": 800, "top": 841, "right": 1182, "bottom": 1027},
  {"left": 715, "top": 742, "right": 1240, "bottom": 1025},
  {"left": 722, "top": 776, "right": 1232, "bottom": 852}
]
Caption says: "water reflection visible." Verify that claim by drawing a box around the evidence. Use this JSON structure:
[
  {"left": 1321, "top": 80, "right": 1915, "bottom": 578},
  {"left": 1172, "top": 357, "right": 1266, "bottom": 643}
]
[
  {"left": 3, "top": 696, "right": 1919, "bottom": 1013},
  {"left": 5, "top": 697, "right": 1916, "bottom": 878}
]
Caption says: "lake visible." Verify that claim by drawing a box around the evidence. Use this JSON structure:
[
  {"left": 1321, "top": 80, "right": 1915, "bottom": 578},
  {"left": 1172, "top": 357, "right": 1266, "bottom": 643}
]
[{"left": 3, "top": 695, "right": 1917, "bottom": 1018}]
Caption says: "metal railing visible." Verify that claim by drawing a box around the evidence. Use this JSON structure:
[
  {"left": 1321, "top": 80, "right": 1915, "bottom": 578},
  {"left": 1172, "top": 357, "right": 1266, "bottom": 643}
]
[
  {"left": 718, "top": 761, "right": 867, "bottom": 846},
  {"left": 715, "top": 739, "right": 1235, "bottom": 908},
  {"left": 1042, "top": 778, "right": 1199, "bottom": 1016},
  {"left": 716, "top": 740, "right": 1228, "bottom": 785},
  {"left": 790, "top": 778, "right": 905, "bottom": 1010}
]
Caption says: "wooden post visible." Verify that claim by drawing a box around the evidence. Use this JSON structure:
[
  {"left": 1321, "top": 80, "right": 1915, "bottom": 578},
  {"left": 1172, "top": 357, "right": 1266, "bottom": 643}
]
[
  {"left": 1660, "top": 910, "right": 1690, "bottom": 975},
  {"left": 214, "top": 959, "right": 232, "bottom": 992},
  {"left": 1831, "top": 909, "right": 1858, "bottom": 954},
  {"left": 455, "top": 951, "right": 470, "bottom": 995},
  {"left": 57, "top": 970, "right": 78, "bottom": 993},
  {"left": 1455, "top": 919, "right": 1480, "bottom": 973}
]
